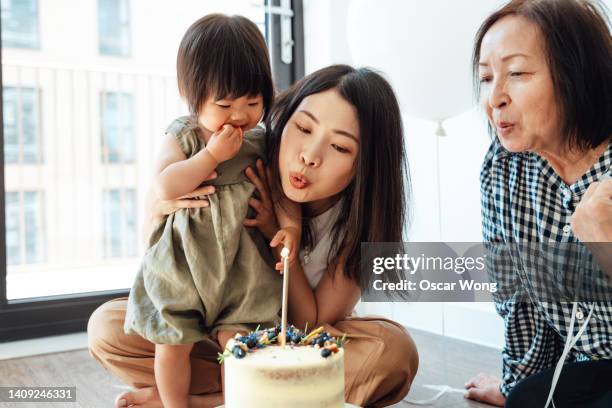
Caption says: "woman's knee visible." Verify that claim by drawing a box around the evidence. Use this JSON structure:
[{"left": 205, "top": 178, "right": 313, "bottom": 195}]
[
  {"left": 379, "top": 323, "right": 419, "bottom": 384},
  {"left": 87, "top": 298, "right": 126, "bottom": 356}
]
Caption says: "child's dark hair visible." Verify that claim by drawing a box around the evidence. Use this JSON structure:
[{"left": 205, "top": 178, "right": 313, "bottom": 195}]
[
  {"left": 177, "top": 14, "right": 274, "bottom": 121},
  {"left": 266, "top": 65, "right": 411, "bottom": 290}
]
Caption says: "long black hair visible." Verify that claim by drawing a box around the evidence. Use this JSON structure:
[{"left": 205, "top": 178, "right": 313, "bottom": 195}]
[{"left": 266, "top": 65, "right": 411, "bottom": 290}]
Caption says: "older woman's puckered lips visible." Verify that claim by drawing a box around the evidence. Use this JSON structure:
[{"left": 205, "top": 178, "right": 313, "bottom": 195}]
[{"left": 495, "top": 120, "right": 515, "bottom": 137}]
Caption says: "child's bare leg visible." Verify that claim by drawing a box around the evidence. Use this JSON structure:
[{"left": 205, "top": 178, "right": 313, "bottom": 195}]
[
  {"left": 216, "top": 330, "right": 247, "bottom": 405},
  {"left": 154, "top": 343, "right": 193, "bottom": 408},
  {"left": 114, "top": 386, "right": 223, "bottom": 408}
]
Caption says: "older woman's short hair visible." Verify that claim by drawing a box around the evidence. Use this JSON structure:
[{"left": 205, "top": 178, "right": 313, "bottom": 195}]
[{"left": 472, "top": 0, "right": 612, "bottom": 151}]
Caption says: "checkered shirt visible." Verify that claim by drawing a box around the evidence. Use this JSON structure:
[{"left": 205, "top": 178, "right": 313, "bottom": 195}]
[{"left": 480, "top": 137, "right": 612, "bottom": 397}]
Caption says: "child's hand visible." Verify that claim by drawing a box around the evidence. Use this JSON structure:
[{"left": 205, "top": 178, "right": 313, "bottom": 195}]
[
  {"left": 206, "top": 124, "right": 244, "bottom": 163},
  {"left": 270, "top": 226, "right": 301, "bottom": 272}
]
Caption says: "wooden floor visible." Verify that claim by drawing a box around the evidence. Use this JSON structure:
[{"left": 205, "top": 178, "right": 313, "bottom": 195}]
[
  {"left": 0, "top": 328, "right": 501, "bottom": 408},
  {"left": 392, "top": 330, "right": 501, "bottom": 408}
]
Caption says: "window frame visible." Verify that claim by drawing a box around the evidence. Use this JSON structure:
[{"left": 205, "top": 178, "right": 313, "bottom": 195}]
[
  {"left": 0, "top": 1, "right": 305, "bottom": 343},
  {"left": 266, "top": 0, "right": 305, "bottom": 91}
]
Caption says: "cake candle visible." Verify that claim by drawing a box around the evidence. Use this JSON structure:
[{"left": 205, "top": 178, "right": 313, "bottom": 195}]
[{"left": 280, "top": 246, "right": 290, "bottom": 347}]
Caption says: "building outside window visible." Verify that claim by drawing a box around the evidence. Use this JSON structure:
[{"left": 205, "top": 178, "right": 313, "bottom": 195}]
[
  {"left": 100, "top": 91, "right": 134, "bottom": 163},
  {"left": 3, "top": 86, "right": 42, "bottom": 164},
  {"left": 5, "top": 190, "right": 45, "bottom": 266},
  {"left": 103, "top": 188, "right": 136, "bottom": 259},
  {"left": 0, "top": 0, "right": 39, "bottom": 49},
  {"left": 0, "top": 0, "right": 303, "bottom": 341},
  {"left": 98, "top": 0, "right": 130, "bottom": 57}
]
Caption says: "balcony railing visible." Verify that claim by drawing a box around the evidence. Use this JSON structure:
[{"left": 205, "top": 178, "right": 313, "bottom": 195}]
[{"left": 3, "top": 60, "right": 187, "bottom": 299}]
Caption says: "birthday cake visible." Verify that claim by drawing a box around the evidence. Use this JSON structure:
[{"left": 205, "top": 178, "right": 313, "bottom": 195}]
[{"left": 220, "top": 325, "right": 345, "bottom": 407}]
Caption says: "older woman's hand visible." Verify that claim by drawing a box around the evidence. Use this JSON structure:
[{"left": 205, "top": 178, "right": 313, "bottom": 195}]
[
  {"left": 571, "top": 179, "right": 612, "bottom": 242},
  {"left": 571, "top": 178, "right": 612, "bottom": 277},
  {"left": 243, "top": 159, "right": 280, "bottom": 240},
  {"left": 464, "top": 374, "right": 506, "bottom": 406}
]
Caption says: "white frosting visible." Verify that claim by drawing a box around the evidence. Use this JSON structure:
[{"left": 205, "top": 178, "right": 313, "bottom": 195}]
[{"left": 225, "top": 346, "right": 344, "bottom": 407}]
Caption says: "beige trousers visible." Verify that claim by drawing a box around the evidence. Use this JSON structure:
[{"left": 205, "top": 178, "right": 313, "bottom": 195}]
[{"left": 87, "top": 297, "right": 419, "bottom": 407}]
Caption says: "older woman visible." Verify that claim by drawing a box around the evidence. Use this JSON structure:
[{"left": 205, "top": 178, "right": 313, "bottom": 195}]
[
  {"left": 464, "top": 0, "right": 612, "bottom": 407},
  {"left": 87, "top": 65, "right": 419, "bottom": 408}
]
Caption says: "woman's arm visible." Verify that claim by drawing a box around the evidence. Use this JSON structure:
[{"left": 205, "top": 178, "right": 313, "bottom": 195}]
[{"left": 285, "top": 255, "right": 361, "bottom": 329}]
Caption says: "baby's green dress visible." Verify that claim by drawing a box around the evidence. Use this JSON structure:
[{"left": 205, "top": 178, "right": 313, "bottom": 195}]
[{"left": 124, "top": 116, "right": 282, "bottom": 344}]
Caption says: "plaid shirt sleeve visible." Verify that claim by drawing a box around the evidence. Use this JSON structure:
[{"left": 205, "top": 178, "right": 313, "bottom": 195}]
[{"left": 480, "top": 141, "right": 565, "bottom": 397}]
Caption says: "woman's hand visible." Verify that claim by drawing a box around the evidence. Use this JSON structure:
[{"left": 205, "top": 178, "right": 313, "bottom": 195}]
[
  {"left": 464, "top": 374, "right": 506, "bottom": 406},
  {"left": 142, "top": 172, "right": 217, "bottom": 246},
  {"left": 571, "top": 179, "right": 612, "bottom": 242},
  {"left": 243, "top": 159, "right": 279, "bottom": 240},
  {"left": 571, "top": 178, "right": 612, "bottom": 276},
  {"left": 270, "top": 226, "right": 301, "bottom": 271},
  {"left": 150, "top": 174, "right": 217, "bottom": 220}
]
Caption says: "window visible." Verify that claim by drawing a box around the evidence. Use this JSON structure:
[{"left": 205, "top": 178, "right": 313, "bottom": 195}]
[
  {"left": 0, "top": 0, "right": 303, "bottom": 341},
  {"left": 103, "top": 188, "right": 137, "bottom": 258},
  {"left": 3, "top": 86, "right": 42, "bottom": 164},
  {"left": 5, "top": 191, "right": 44, "bottom": 265},
  {"left": 100, "top": 91, "right": 134, "bottom": 163},
  {"left": 98, "top": 0, "right": 131, "bottom": 57},
  {"left": 0, "top": 0, "right": 39, "bottom": 49},
  {"left": 5, "top": 192, "right": 19, "bottom": 265}
]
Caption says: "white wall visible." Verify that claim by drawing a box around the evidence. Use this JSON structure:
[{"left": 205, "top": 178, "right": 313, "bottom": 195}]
[{"left": 302, "top": 0, "right": 353, "bottom": 74}]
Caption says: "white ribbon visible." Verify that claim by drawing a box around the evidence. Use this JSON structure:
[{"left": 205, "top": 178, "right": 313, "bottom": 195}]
[
  {"left": 403, "top": 384, "right": 467, "bottom": 405},
  {"left": 544, "top": 302, "right": 594, "bottom": 408}
]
